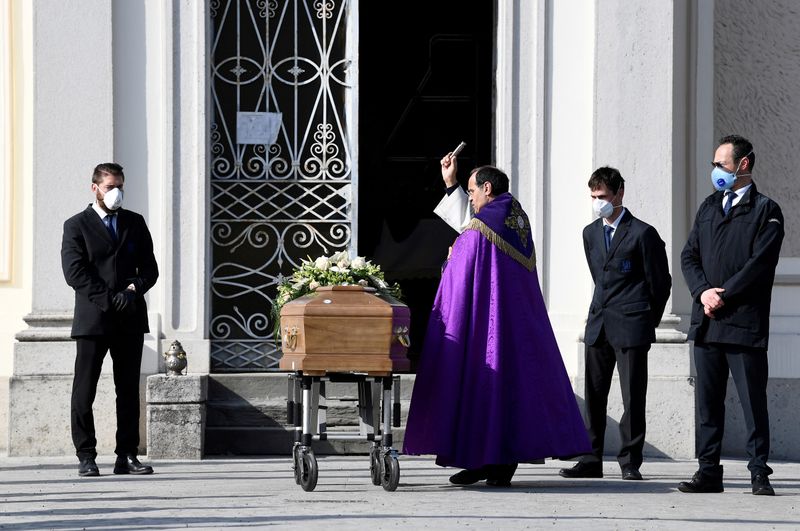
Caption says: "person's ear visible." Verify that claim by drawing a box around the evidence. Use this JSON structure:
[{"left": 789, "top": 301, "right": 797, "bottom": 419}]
[
  {"left": 485, "top": 182, "right": 493, "bottom": 196},
  {"left": 740, "top": 156, "right": 750, "bottom": 171}
]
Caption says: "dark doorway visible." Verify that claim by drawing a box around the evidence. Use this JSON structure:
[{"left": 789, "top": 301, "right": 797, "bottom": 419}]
[{"left": 358, "top": 1, "right": 494, "bottom": 369}]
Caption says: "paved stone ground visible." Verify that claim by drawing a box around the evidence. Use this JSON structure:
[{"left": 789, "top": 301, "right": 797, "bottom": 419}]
[{"left": 1, "top": 455, "right": 799, "bottom": 530}]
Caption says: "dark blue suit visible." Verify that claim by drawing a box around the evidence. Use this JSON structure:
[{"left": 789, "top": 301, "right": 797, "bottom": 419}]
[{"left": 581, "top": 209, "right": 671, "bottom": 469}]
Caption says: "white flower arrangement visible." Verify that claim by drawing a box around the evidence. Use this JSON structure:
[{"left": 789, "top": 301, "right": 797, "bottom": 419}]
[{"left": 272, "top": 252, "right": 402, "bottom": 335}]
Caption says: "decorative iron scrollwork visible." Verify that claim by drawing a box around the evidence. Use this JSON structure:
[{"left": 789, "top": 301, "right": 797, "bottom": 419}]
[{"left": 210, "top": 0, "right": 352, "bottom": 371}]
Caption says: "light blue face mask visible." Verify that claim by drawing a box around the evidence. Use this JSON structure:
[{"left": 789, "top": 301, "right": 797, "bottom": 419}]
[{"left": 710, "top": 151, "right": 752, "bottom": 191}]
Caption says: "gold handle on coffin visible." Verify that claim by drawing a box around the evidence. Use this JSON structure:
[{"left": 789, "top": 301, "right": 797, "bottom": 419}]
[
  {"left": 283, "top": 326, "right": 298, "bottom": 351},
  {"left": 393, "top": 326, "right": 410, "bottom": 348}
]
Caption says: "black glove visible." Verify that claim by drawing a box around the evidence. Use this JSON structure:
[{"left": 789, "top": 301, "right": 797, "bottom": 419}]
[{"left": 112, "top": 290, "right": 136, "bottom": 313}]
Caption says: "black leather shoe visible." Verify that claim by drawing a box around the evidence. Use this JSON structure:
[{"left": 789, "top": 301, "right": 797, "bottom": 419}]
[
  {"left": 449, "top": 468, "right": 488, "bottom": 485},
  {"left": 678, "top": 472, "right": 723, "bottom": 493},
  {"left": 558, "top": 461, "right": 603, "bottom": 478},
  {"left": 752, "top": 473, "right": 775, "bottom": 496},
  {"left": 486, "top": 464, "right": 518, "bottom": 487},
  {"left": 78, "top": 457, "right": 99, "bottom": 477},
  {"left": 621, "top": 466, "right": 643, "bottom": 480},
  {"left": 114, "top": 454, "right": 154, "bottom": 475}
]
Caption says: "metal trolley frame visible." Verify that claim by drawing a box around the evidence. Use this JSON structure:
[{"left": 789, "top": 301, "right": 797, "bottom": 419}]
[{"left": 287, "top": 373, "right": 402, "bottom": 492}]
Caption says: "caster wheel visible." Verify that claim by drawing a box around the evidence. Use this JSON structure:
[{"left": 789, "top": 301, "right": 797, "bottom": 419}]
[
  {"left": 292, "top": 446, "right": 303, "bottom": 485},
  {"left": 299, "top": 451, "right": 318, "bottom": 492},
  {"left": 381, "top": 454, "right": 400, "bottom": 492},
  {"left": 370, "top": 448, "right": 382, "bottom": 486}
]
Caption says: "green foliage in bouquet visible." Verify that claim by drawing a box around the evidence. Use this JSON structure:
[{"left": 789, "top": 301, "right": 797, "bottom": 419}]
[{"left": 271, "top": 251, "right": 402, "bottom": 337}]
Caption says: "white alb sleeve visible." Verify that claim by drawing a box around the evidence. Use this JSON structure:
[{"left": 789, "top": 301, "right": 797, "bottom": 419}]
[{"left": 433, "top": 188, "right": 471, "bottom": 234}]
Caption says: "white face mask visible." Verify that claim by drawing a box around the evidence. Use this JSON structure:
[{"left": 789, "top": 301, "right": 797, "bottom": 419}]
[
  {"left": 101, "top": 187, "right": 124, "bottom": 210},
  {"left": 592, "top": 198, "right": 615, "bottom": 218}
]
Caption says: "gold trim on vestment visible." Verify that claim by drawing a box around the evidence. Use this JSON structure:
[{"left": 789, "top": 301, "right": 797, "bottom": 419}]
[{"left": 465, "top": 218, "right": 537, "bottom": 271}]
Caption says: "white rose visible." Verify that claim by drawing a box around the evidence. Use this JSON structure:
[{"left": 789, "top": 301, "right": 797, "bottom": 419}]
[
  {"left": 309, "top": 280, "right": 320, "bottom": 290},
  {"left": 334, "top": 252, "right": 350, "bottom": 269},
  {"left": 314, "top": 256, "right": 330, "bottom": 270},
  {"left": 351, "top": 257, "right": 366, "bottom": 269},
  {"left": 358, "top": 279, "right": 368, "bottom": 287}
]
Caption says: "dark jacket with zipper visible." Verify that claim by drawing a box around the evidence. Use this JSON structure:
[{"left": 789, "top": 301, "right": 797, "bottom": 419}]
[
  {"left": 583, "top": 209, "right": 672, "bottom": 349},
  {"left": 681, "top": 182, "right": 784, "bottom": 349}
]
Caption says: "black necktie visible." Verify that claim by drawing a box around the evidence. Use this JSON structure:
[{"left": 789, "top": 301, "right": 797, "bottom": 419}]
[
  {"left": 723, "top": 191, "right": 734, "bottom": 216},
  {"left": 104, "top": 214, "right": 117, "bottom": 242},
  {"left": 604, "top": 225, "right": 614, "bottom": 251}
]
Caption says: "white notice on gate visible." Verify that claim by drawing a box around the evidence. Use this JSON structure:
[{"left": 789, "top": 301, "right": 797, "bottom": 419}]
[{"left": 237, "top": 112, "right": 282, "bottom": 144}]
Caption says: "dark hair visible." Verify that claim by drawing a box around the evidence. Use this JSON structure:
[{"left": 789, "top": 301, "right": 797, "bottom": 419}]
[
  {"left": 92, "top": 162, "right": 125, "bottom": 184},
  {"left": 471, "top": 165, "right": 509, "bottom": 196},
  {"left": 588, "top": 166, "right": 625, "bottom": 194},
  {"left": 718, "top": 134, "right": 755, "bottom": 170}
]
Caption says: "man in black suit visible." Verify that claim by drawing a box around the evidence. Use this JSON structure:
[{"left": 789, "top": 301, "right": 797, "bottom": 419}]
[
  {"left": 61, "top": 162, "right": 159, "bottom": 477},
  {"left": 560, "top": 166, "right": 671, "bottom": 481},
  {"left": 679, "top": 135, "right": 784, "bottom": 496}
]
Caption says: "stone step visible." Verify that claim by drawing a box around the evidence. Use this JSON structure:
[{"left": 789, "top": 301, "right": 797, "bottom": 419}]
[
  {"left": 206, "top": 400, "right": 410, "bottom": 428},
  {"left": 204, "top": 374, "right": 413, "bottom": 454},
  {"left": 204, "top": 426, "right": 407, "bottom": 455},
  {"left": 208, "top": 373, "right": 416, "bottom": 403}
]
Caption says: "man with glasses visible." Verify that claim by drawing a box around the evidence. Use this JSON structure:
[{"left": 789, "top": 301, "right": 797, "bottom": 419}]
[{"left": 679, "top": 135, "right": 784, "bottom": 495}]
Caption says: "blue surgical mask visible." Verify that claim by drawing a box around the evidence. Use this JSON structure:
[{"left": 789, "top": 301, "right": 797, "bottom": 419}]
[{"left": 710, "top": 151, "right": 752, "bottom": 191}]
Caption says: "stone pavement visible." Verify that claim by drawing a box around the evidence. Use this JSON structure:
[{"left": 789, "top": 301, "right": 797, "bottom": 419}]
[{"left": 1, "top": 455, "right": 799, "bottom": 530}]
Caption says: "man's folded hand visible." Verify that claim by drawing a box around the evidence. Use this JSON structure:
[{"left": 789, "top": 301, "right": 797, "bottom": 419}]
[{"left": 112, "top": 290, "right": 136, "bottom": 313}]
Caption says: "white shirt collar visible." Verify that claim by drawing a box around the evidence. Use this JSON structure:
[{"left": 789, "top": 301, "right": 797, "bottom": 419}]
[
  {"left": 91, "top": 201, "right": 110, "bottom": 219},
  {"left": 603, "top": 207, "right": 626, "bottom": 231},
  {"left": 723, "top": 183, "right": 752, "bottom": 207}
]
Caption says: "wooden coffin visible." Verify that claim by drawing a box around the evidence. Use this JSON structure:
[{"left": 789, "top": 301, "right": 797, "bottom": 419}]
[
  {"left": 376, "top": 292, "right": 411, "bottom": 372},
  {"left": 279, "top": 285, "right": 409, "bottom": 375}
]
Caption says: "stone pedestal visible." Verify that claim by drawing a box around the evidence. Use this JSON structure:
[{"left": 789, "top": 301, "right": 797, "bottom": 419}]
[
  {"left": 9, "top": 313, "right": 119, "bottom": 456},
  {"left": 146, "top": 374, "right": 208, "bottom": 459}
]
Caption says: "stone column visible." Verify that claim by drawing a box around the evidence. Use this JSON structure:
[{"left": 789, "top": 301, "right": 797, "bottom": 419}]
[
  {"left": 8, "top": 1, "right": 121, "bottom": 456},
  {"left": 586, "top": 0, "right": 694, "bottom": 458}
]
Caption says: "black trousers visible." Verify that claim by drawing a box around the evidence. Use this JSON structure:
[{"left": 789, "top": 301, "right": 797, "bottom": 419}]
[
  {"left": 582, "top": 334, "right": 650, "bottom": 469},
  {"left": 694, "top": 342, "right": 771, "bottom": 479},
  {"left": 71, "top": 334, "right": 144, "bottom": 460}
]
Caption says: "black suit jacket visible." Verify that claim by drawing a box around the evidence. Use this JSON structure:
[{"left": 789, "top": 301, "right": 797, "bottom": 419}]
[
  {"left": 61, "top": 205, "right": 159, "bottom": 337},
  {"left": 583, "top": 209, "right": 671, "bottom": 349},
  {"left": 681, "top": 182, "right": 784, "bottom": 348}
]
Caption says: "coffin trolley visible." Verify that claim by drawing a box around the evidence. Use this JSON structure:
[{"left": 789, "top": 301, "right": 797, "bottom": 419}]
[{"left": 279, "top": 286, "right": 410, "bottom": 492}]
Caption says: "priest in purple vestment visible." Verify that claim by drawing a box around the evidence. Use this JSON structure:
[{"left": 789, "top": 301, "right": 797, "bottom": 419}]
[{"left": 403, "top": 158, "right": 590, "bottom": 486}]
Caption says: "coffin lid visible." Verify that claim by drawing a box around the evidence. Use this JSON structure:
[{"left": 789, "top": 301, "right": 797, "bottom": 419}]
[{"left": 280, "top": 285, "right": 394, "bottom": 317}]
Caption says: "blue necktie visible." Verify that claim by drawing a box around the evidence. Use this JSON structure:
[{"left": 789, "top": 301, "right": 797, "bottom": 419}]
[
  {"left": 604, "top": 225, "right": 613, "bottom": 251},
  {"left": 104, "top": 214, "right": 117, "bottom": 242},
  {"left": 723, "top": 191, "right": 734, "bottom": 216}
]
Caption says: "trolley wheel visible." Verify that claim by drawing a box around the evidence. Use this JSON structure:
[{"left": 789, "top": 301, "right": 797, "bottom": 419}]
[
  {"left": 369, "top": 447, "right": 381, "bottom": 486},
  {"left": 299, "top": 451, "right": 318, "bottom": 492},
  {"left": 381, "top": 453, "right": 400, "bottom": 492},
  {"left": 292, "top": 446, "right": 302, "bottom": 485}
]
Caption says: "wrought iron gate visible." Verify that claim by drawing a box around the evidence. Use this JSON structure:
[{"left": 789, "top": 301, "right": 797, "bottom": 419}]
[{"left": 209, "top": 0, "right": 352, "bottom": 370}]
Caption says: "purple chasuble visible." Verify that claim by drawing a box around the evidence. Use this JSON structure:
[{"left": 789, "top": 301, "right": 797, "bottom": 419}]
[{"left": 403, "top": 193, "right": 590, "bottom": 469}]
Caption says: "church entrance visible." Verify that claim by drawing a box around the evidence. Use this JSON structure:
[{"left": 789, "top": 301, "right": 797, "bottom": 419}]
[
  {"left": 357, "top": 1, "right": 494, "bottom": 368},
  {"left": 207, "top": 0, "right": 492, "bottom": 372}
]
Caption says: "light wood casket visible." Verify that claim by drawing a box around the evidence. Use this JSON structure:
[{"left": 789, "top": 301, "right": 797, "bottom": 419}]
[{"left": 279, "top": 285, "right": 410, "bottom": 375}]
